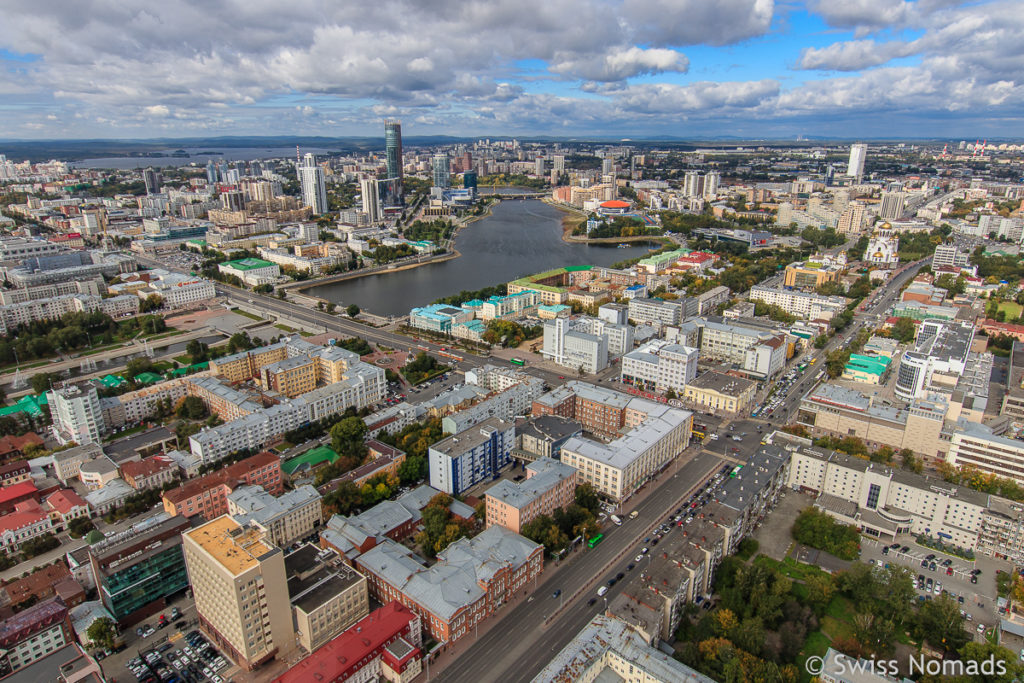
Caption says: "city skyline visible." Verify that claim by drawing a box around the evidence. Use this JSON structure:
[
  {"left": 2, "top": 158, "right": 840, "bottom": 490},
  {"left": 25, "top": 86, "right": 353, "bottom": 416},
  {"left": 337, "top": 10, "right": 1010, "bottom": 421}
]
[{"left": 0, "top": 0, "right": 1021, "bottom": 140}]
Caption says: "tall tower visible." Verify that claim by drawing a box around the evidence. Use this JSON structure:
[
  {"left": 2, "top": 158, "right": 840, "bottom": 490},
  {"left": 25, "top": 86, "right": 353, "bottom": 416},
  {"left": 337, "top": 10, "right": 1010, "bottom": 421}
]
[
  {"left": 143, "top": 168, "right": 161, "bottom": 195},
  {"left": 432, "top": 153, "right": 450, "bottom": 189},
  {"left": 360, "top": 177, "right": 382, "bottom": 225},
  {"left": 298, "top": 153, "right": 328, "bottom": 215},
  {"left": 385, "top": 120, "right": 403, "bottom": 182},
  {"left": 847, "top": 143, "right": 867, "bottom": 180},
  {"left": 205, "top": 160, "right": 218, "bottom": 185}
]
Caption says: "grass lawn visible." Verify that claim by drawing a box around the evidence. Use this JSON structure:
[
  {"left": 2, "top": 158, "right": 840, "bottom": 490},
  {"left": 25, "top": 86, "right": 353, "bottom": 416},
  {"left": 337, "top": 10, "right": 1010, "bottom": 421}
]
[
  {"left": 173, "top": 354, "right": 193, "bottom": 364},
  {"left": 231, "top": 307, "right": 265, "bottom": 322},
  {"left": 103, "top": 423, "right": 149, "bottom": 442},
  {"left": 821, "top": 616, "right": 855, "bottom": 642},
  {"left": 797, "top": 631, "right": 832, "bottom": 683},
  {"left": 753, "top": 555, "right": 833, "bottom": 583},
  {"left": 824, "top": 596, "right": 856, "bottom": 623},
  {"left": 998, "top": 301, "right": 1023, "bottom": 319}
]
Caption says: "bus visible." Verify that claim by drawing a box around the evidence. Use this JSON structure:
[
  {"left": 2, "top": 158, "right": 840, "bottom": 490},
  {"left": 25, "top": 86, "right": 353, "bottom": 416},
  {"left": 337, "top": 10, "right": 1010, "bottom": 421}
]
[
  {"left": 588, "top": 534, "right": 604, "bottom": 549},
  {"left": 510, "top": 358, "right": 526, "bottom": 367}
]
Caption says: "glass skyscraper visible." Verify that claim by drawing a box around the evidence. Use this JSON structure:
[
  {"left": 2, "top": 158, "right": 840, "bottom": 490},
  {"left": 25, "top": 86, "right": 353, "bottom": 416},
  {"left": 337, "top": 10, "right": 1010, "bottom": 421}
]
[{"left": 385, "top": 120, "right": 403, "bottom": 181}]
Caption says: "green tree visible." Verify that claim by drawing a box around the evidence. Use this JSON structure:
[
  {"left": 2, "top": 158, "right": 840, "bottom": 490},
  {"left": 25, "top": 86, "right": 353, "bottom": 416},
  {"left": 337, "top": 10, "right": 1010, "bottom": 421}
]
[
  {"left": 176, "top": 396, "right": 208, "bottom": 420},
  {"left": 86, "top": 617, "right": 118, "bottom": 650},
  {"left": 813, "top": 334, "right": 829, "bottom": 349},
  {"left": 890, "top": 316, "right": 916, "bottom": 343},
  {"left": 574, "top": 482, "right": 601, "bottom": 516},
  {"left": 913, "top": 594, "right": 969, "bottom": 651},
  {"left": 958, "top": 641, "right": 1024, "bottom": 682},
  {"left": 29, "top": 372, "right": 60, "bottom": 395},
  {"left": 346, "top": 304, "right": 360, "bottom": 317},
  {"left": 330, "top": 416, "right": 368, "bottom": 458},
  {"left": 139, "top": 294, "right": 164, "bottom": 313}
]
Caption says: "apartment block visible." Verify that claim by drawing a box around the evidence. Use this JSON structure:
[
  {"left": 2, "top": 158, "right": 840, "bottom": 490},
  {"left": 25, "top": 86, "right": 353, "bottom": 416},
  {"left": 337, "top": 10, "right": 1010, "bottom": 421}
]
[
  {"left": 118, "top": 378, "right": 189, "bottom": 424},
  {"left": 429, "top": 418, "right": 515, "bottom": 495},
  {"left": 88, "top": 514, "right": 191, "bottom": 626},
  {"left": 261, "top": 356, "right": 317, "bottom": 398},
  {"left": 748, "top": 285, "right": 847, "bottom": 321},
  {"left": 948, "top": 420, "right": 1024, "bottom": 485},
  {"left": 620, "top": 340, "right": 698, "bottom": 394},
  {"left": 51, "top": 384, "right": 104, "bottom": 446},
  {"left": 440, "top": 377, "right": 544, "bottom": 434},
  {"left": 355, "top": 526, "right": 543, "bottom": 644},
  {"left": 541, "top": 317, "right": 609, "bottom": 374},
  {"left": 162, "top": 452, "right": 283, "bottom": 519},
  {"left": 119, "top": 455, "right": 178, "bottom": 491},
  {"left": 185, "top": 377, "right": 262, "bottom": 421},
  {"left": 682, "top": 371, "right": 757, "bottom": 415},
  {"left": 0, "top": 598, "right": 73, "bottom": 674},
  {"left": 485, "top": 458, "right": 578, "bottom": 533},
  {"left": 627, "top": 297, "right": 682, "bottom": 327},
  {"left": 183, "top": 516, "right": 296, "bottom": 671},
  {"left": 226, "top": 484, "right": 323, "bottom": 548},
  {"left": 283, "top": 544, "right": 369, "bottom": 653}
]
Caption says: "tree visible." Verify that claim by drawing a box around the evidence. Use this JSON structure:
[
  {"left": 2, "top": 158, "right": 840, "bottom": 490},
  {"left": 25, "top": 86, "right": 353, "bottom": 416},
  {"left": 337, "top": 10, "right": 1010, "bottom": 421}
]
[
  {"left": 326, "top": 302, "right": 337, "bottom": 314},
  {"left": 139, "top": 294, "right": 164, "bottom": 313},
  {"left": 186, "top": 339, "right": 209, "bottom": 363},
  {"left": 574, "top": 482, "right": 601, "bottom": 516},
  {"left": 30, "top": 372, "right": 60, "bottom": 395},
  {"left": 890, "top": 316, "right": 916, "bottom": 343},
  {"left": 813, "top": 334, "right": 829, "bottom": 349},
  {"left": 914, "top": 594, "right": 969, "bottom": 651},
  {"left": 959, "top": 641, "right": 1024, "bottom": 682},
  {"left": 68, "top": 517, "right": 96, "bottom": 538},
  {"left": 330, "top": 416, "right": 368, "bottom": 458},
  {"left": 176, "top": 396, "right": 208, "bottom": 420},
  {"left": 397, "top": 455, "right": 428, "bottom": 485},
  {"left": 346, "top": 304, "right": 360, "bottom": 317},
  {"left": 86, "top": 617, "right": 118, "bottom": 650}
]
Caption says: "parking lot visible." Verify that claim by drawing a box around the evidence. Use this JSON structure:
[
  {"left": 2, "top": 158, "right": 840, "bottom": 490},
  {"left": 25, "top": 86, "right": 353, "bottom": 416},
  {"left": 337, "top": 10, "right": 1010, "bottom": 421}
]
[{"left": 860, "top": 536, "right": 1008, "bottom": 639}]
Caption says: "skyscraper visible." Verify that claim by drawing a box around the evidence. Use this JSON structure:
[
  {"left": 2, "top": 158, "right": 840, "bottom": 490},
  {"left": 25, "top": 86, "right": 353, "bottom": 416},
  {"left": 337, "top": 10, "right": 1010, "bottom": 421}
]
[
  {"left": 463, "top": 170, "right": 478, "bottom": 194},
  {"left": 432, "top": 153, "right": 450, "bottom": 189},
  {"left": 143, "top": 168, "right": 161, "bottom": 195},
  {"left": 847, "top": 143, "right": 867, "bottom": 179},
  {"left": 298, "top": 153, "right": 328, "bottom": 215},
  {"left": 360, "top": 177, "right": 381, "bottom": 225},
  {"left": 385, "top": 120, "right": 403, "bottom": 182},
  {"left": 206, "top": 160, "right": 218, "bottom": 185},
  {"left": 879, "top": 191, "right": 906, "bottom": 220},
  {"left": 682, "top": 171, "right": 703, "bottom": 198},
  {"left": 602, "top": 157, "right": 614, "bottom": 175},
  {"left": 703, "top": 172, "right": 721, "bottom": 198},
  {"left": 535, "top": 157, "right": 545, "bottom": 176}
]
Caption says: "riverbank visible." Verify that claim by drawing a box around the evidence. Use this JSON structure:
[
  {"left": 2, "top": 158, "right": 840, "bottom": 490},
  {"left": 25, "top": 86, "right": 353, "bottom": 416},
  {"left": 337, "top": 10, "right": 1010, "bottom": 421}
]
[{"left": 546, "top": 198, "right": 668, "bottom": 247}]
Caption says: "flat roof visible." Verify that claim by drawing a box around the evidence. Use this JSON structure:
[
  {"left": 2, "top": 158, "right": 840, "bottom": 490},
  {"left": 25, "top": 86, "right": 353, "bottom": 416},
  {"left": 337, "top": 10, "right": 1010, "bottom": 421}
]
[
  {"left": 221, "top": 257, "right": 275, "bottom": 270},
  {"left": 185, "top": 515, "right": 273, "bottom": 576}
]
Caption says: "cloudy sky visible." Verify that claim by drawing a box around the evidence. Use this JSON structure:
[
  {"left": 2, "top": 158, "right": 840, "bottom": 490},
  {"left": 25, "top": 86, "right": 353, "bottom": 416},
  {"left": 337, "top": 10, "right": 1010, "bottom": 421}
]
[{"left": 0, "top": 0, "right": 1021, "bottom": 140}]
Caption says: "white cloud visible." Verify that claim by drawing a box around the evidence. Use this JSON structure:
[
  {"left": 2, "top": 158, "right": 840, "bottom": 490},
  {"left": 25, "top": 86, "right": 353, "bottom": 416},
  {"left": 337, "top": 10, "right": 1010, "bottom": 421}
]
[
  {"left": 550, "top": 47, "right": 688, "bottom": 81},
  {"left": 797, "top": 39, "right": 920, "bottom": 71},
  {"left": 143, "top": 104, "right": 170, "bottom": 117}
]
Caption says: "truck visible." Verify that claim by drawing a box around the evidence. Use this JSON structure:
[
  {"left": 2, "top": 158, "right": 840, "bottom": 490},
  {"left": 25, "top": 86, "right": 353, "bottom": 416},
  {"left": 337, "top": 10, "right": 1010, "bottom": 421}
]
[
  {"left": 610, "top": 515, "right": 623, "bottom": 526},
  {"left": 629, "top": 510, "right": 639, "bottom": 520}
]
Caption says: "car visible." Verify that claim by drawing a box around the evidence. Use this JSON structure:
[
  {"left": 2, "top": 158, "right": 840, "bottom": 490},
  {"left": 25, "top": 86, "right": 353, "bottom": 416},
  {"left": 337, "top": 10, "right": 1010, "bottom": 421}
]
[
  {"left": 882, "top": 546, "right": 889, "bottom": 555},
  {"left": 552, "top": 589, "right": 561, "bottom": 599},
  {"left": 158, "top": 643, "right": 173, "bottom": 654},
  {"left": 925, "top": 554, "right": 935, "bottom": 561},
  {"left": 972, "top": 569, "right": 982, "bottom": 576},
  {"left": 971, "top": 575, "right": 978, "bottom": 584},
  {"left": 947, "top": 567, "right": 953, "bottom": 575},
  {"left": 635, "top": 554, "right": 644, "bottom": 562},
  {"left": 977, "top": 623, "right": 986, "bottom": 633},
  {"left": 900, "top": 546, "right": 909, "bottom": 552},
  {"left": 869, "top": 559, "right": 876, "bottom": 565},
  {"left": 627, "top": 563, "right": 634, "bottom": 571},
  {"left": 929, "top": 562, "right": 937, "bottom": 571},
  {"left": 558, "top": 376, "right": 564, "bottom": 379},
  {"left": 616, "top": 572, "right": 625, "bottom": 581},
  {"left": 921, "top": 559, "right": 929, "bottom": 568},
  {"left": 587, "top": 598, "right": 597, "bottom": 606},
  {"left": 958, "top": 595, "right": 965, "bottom": 604},
  {"left": 942, "top": 559, "right": 952, "bottom": 567},
  {"left": 641, "top": 547, "right": 648, "bottom": 554},
  {"left": 597, "top": 586, "right": 608, "bottom": 596},
  {"left": 607, "top": 578, "right": 617, "bottom": 587}
]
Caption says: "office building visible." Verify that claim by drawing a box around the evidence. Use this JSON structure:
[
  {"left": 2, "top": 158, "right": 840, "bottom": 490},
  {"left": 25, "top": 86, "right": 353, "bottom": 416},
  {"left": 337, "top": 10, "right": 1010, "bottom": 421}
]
[
  {"left": 680, "top": 318, "right": 787, "bottom": 380},
  {"left": 628, "top": 297, "right": 682, "bottom": 327},
  {"left": 183, "top": 515, "right": 297, "bottom": 671},
  {"left": 948, "top": 421, "right": 1024, "bottom": 485},
  {"left": 217, "top": 258, "right": 280, "bottom": 287},
  {"left": 847, "top": 143, "right": 866, "bottom": 179},
  {"left": 283, "top": 544, "right": 369, "bottom": 653},
  {"left": 88, "top": 514, "right": 191, "bottom": 626},
  {"left": 384, "top": 119, "right": 404, "bottom": 185},
  {"left": 429, "top": 418, "right": 515, "bottom": 495},
  {"left": 162, "top": 452, "right": 283, "bottom": 519},
  {"left": 748, "top": 285, "right": 847, "bottom": 321},
  {"left": 275, "top": 602, "right": 422, "bottom": 683},
  {"left": 620, "top": 340, "right": 698, "bottom": 394},
  {"left": 432, "top": 153, "right": 450, "bottom": 189},
  {"left": 360, "top": 177, "right": 382, "bottom": 224},
  {"left": 516, "top": 415, "right": 582, "bottom": 461},
  {"left": 355, "top": 526, "right": 543, "bottom": 644},
  {"left": 783, "top": 260, "right": 845, "bottom": 289},
  {"left": 50, "top": 384, "right": 104, "bottom": 446},
  {"left": 298, "top": 153, "right": 328, "bottom": 215},
  {"left": 143, "top": 168, "right": 161, "bottom": 195},
  {"left": 485, "top": 458, "right": 577, "bottom": 534},
  {"left": 541, "top": 317, "right": 611, "bottom": 374},
  {"left": 226, "top": 484, "right": 323, "bottom": 548},
  {"left": 52, "top": 443, "right": 104, "bottom": 485},
  {"left": 894, "top": 319, "right": 974, "bottom": 400},
  {"left": 879, "top": 191, "right": 906, "bottom": 220},
  {"left": 683, "top": 371, "right": 757, "bottom": 414},
  {"left": 932, "top": 244, "right": 970, "bottom": 270}
]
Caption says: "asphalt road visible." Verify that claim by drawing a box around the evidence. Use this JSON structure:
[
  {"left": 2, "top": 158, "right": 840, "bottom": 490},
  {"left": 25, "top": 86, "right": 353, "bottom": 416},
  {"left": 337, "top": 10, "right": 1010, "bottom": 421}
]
[{"left": 434, "top": 450, "right": 723, "bottom": 683}]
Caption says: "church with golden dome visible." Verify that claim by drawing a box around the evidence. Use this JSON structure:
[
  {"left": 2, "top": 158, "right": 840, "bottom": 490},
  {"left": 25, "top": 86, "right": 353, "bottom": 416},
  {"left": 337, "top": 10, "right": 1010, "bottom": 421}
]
[{"left": 865, "top": 222, "right": 900, "bottom": 269}]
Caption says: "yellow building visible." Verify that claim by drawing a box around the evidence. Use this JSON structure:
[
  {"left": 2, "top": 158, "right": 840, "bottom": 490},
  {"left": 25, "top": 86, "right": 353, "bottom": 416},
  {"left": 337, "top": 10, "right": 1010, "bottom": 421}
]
[
  {"left": 182, "top": 516, "right": 297, "bottom": 671},
  {"left": 783, "top": 261, "right": 844, "bottom": 289},
  {"left": 261, "top": 356, "right": 318, "bottom": 398},
  {"left": 682, "top": 371, "right": 757, "bottom": 414}
]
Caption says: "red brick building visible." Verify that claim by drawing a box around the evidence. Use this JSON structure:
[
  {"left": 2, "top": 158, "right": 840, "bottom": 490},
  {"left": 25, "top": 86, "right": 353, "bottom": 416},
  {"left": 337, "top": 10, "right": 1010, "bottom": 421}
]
[
  {"left": 161, "top": 452, "right": 282, "bottom": 520},
  {"left": 0, "top": 564, "right": 71, "bottom": 610}
]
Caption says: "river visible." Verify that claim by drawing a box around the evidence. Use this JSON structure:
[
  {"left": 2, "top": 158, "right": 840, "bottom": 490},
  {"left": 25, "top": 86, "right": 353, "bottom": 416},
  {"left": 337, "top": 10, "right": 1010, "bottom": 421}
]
[{"left": 306, "top": 199, "right": 656, "bottom": 316}]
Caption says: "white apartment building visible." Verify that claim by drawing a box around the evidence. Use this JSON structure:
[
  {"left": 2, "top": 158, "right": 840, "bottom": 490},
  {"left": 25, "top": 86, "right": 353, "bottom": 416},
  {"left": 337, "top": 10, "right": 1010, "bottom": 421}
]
[
  {"left": 51, "top": 384, "right": 105, "bottom": 445},
  {"left": 931, "top": 244, "right": 970, "bottom": 270},
  {"left": 748, "top": 285, "right": 847, "bottom": 321},
  {"left": 146, "top": 277, "right": 217, "bottom": 309},
  {"left": 559, "top": 404, "right": 692, "bottom": 501},
  {"left": 628, "top": 298, "right": 682, "bottom": 327},
  {"left": 947, "top": 421, "right": 1024, "bottom": 485},
  {"left": 786, "top": 442, "right": 987, "bottom": 549},
  {"left": 227, "top": 484, "right": 324, "bottom": 548},
  {"left": 620, "top": 340, "right": 698, "bottom": 394},
  {"left": 118, "top": 379, "right": 189, "bottom": 423},
  {"left": 541, "top": 317, "right": 609, "bottom": 374}
]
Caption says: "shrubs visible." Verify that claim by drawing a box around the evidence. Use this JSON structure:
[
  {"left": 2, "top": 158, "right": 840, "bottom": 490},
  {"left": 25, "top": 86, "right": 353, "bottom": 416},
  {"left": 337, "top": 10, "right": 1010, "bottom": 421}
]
[{"left": 791, "top": 507, "right": 860, "bottom": 561}]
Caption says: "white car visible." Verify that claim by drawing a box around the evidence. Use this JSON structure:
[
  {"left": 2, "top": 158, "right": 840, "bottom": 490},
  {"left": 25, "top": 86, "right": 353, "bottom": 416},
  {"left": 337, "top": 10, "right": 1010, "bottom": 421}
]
[
  {"left": 977, "top": 623, "right": 986, "bottom": 633},
  {"left": 635, "top": 554, "right": 644, "bottom": 562}
]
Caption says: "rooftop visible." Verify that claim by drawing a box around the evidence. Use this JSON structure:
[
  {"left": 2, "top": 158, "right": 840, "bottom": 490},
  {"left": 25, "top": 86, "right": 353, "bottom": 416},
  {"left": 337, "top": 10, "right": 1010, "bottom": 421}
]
[
  {"left": 221, "top": 257, "right": 275, "bottom": 271},
  {"left": 184, "top": 515, "right": 274, "bottom": 576},
  {"left": 687, "top": 371, "right": 756, "bottom": 397}
]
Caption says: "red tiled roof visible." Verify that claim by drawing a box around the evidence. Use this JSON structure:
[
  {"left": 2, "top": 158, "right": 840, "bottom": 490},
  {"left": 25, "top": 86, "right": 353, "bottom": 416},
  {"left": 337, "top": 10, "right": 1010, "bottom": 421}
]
[
  {"left": 0, "top": 503, "right": 48, "bottom": 535},
  {"left": 44, "top": 489, "right": 87, "bottom": 515},
  {"left": 0, "top": 482, "right": 38, "bottom": 506},
  {"left": 0, "top": 433, "right": 44, "bottom": 457},
  {"left": 0, "top": 461, "right": 29, "bottom": 478},
  {"left": 120, "top": 456, "right": 174, "bottom": 480},
  {"left": 273, "top": 602, "right": 419, "bottom": 683},
  {"left": 2, "top": 564, "right": 70, "bottom": 606}
]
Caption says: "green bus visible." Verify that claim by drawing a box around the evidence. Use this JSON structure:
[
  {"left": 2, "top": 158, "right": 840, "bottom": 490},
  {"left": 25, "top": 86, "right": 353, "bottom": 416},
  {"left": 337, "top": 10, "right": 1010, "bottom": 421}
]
[
  {"left": 588, "top": 534, "right": 604, "bottom": 549},
  {"left": 510, "top": 358, "right": 525, "bottom": 367}
]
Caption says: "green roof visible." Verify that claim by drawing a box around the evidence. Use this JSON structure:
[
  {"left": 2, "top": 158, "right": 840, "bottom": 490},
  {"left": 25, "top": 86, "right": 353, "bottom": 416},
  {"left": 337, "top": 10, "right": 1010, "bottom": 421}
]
[
  {"left": 564, "top": 265, "right": 594, "bottom": 272},
  {"left": 222, "top": 258, "right": 274, "bottom": 271},
  {"left": 168, "top": 361, "right": 209, "bottom": 378},
  {"left": 99, "top": 374, "right": 127, "bottom": 388},
  {"left": 85, "top": 529, "right": 106, "bottom": 545},
  {"left": 0, "top": 394, "right": 46, "bottom": 419},
  {"left": 187, "top": 239, "right": 207, "bottom": 246},
  {"left": 283, "top": 445, "right": 338, "bottom": 475},
  {"left": 134, "top": 372, "right": 163, "bottom": 384}
]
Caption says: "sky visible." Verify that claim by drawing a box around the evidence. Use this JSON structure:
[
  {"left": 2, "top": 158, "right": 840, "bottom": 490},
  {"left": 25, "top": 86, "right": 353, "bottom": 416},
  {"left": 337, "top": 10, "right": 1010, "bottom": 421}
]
[{"left": 0, "top": 0, "right": 1021, "bottom": 141}]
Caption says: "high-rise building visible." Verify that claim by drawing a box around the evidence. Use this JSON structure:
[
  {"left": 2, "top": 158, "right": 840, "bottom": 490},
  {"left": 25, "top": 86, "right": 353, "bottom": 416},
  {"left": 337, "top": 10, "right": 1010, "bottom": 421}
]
[
  {"left": 432, "top": 153, "right": 450, "bottom": 189},
  {"left": 143, "top": 168, "right": 161, "bottom": 195},
  {"left": 552, "top": 155, "right": 565, "bottom": 172},
  {"left": 703, "top": 171, "right": 720, "bottom": 198},
  {"left": 359, "top": 177, "right": 381, "bottom": 225},
  {"left": 682, "top": 171, "right": 703, "bottom": 198},
  {"left": 206, "top": 160, "right": 218, "bottom": 185},
  {"left": 384, "top": 120, "right": 403, "bottom": 184},
  {"left": 51, "top": 384, "right": 104, "bottom": 445},
  {"left": 879, "top": 191, "right": 906, "bottom": 220},
  {"left": 461, "top": 151, "right": 472, "bottom": 174},
  {"left": 298, "top": 153, "right": 328, "bottom": 215},
  {"left": 602, "top": 157, "right": 614, "bottom": 175},
  {"left": 847, "top": 143, "right": 867, "bottom": 179},
  {"left": 534, "top": 157, "right": 545, "bottom": 176},
  {"left": 824, "top": 164, "right": 835, "bottom": 186},
  {"left": 463, "top": 170, "right": 478, "bottom": 194},
  {"left": 183, "top": 515, "right": 297, "bottom": 671}
]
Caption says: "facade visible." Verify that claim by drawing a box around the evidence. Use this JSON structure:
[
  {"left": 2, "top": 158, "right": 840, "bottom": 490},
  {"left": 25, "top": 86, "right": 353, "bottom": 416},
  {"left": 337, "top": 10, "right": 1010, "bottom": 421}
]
[
  {"left": 783, "top": 261, "right": 844, "bottom": 289},
  {"left": 183, "top": 515, "right": 297, "bottom": 671},
  {"left": 355, "top": 526, "right": 543, "bottom": 644},
  {"left": 218, "top": 258, "right": 280, "bottom": 286},
  {"left": 88, "top": 514, "right": 191, "bottom": 626},
  {"left": 52, "top": 443, "right": 104, "bottom": 485},
  {"left": 948, "top": 421, "right": 1024, "bottom": 485},
  {"left": 627, "top": 297, "right": 682, "bottom": 327},
  {"left": 274, "top": 602, "right": 422, "bottom": 683},
  {"left": 408, "top": 304, "right": 473, "bottom": 334},
  {"left": 620, "top": 340, "right": 698, "bottom": 394},
  {"left": 847, "top": 143, "right": 866, "bottom": 178},
  {"left": 894, "top": 319, "right": 974, "bottom": 400},
  {"left": 299, "top": 153, "right": 328, "bottom": 215},
  {"left": 682, "top": 371, "right": 757, "bottom": 414},
  {"left": 284, "top": 544, "right": 369, "bottom": 653},
  {"left": 50, "top": 384, "right": 104, "bottom": 445},
  {"left": 748, "top": 285, "right": 847, "bottom": 321},
  {"left": 0, "top": 598, "right": 73, "bottom": 675},
  {"left": 119, "top": 455, "right": 177, "bottom": 491},
  {"left": 429, "top": 418, "right": 515, "bottom": 495},
  {"left": 485, "top": 458, "right": 577, "bottom": 534},
  {"left": 226, "top": 484, "right": 323, "bottom": 548},
  {"left": 0, "top": 500, "right": 53, "bottom": 553},
  {"left": 540, "top": 317, "right": 609, "bottom": 374},
  {"left": 162, "top": 452, "right": 282, "bottom": 519},
  {"left": 384, "top": 120, "right": 404, "bottom": 184},
  {"left": 517, "top": 415, "right": 582, "bottom": 461}
]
